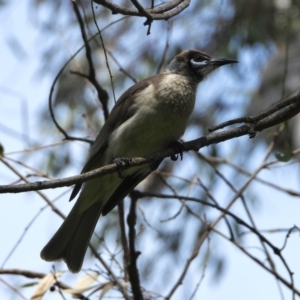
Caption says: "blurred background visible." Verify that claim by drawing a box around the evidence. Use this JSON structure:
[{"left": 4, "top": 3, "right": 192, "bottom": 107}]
[{"left": 1, "top": 0, "right": 300, "bottom": 299}]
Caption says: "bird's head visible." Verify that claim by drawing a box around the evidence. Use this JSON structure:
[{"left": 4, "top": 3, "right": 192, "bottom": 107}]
[{"left": 167, "top": 49, "right": 238, "bottom": 82}]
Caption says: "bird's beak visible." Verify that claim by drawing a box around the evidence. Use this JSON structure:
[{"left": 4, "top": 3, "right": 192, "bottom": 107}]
[{"left": 208, "top": 58, "right": 238, "bottom": 66}]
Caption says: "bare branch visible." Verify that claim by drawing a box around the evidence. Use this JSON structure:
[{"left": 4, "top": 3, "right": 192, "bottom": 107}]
[
  {"left": 130, "top": 0, "right": 153, "bottom": 34},
  {"left": 212, "top": 227, "right": 300, "bottom": 297},
  {"left": 127, "top": 194, "right": 143, "bottom": 299},
  {"left": 0, "top": 269, "right": 85, "bottom": 299},
  {"left": 91, "top": 0, "right": 117, "bottom": 106},
  {"left": 94, "top": 0, "right": 191, "bottom": 20},
  {"left": 135, "top": 190, "right": 300, "bottom": 296},
  {"left": 1, "top": 94, "right": 300, "bottom": 194},
  {"left": 0, "top": 277, "right": 27, "bottom": 300},
  {"left": 47, "top": 17, "right": 125, "bottom": 142},
  {"left": 88, "top": 244, "right": 131, "bottom": 299},
  {"left": 209, "top": 94, "right": 300, "bottom": 132},
  {"left": 165, "top": 225, "right": 208, "bottom": 299},
  {"left": 156, "top": 21, "right": 172, "bottom": 74},
  {"left": 118, "top": 201, "right": 130, "bottom": 282},
  {"left": 72, "top": 0, "right": 109, "bottom": 119}
]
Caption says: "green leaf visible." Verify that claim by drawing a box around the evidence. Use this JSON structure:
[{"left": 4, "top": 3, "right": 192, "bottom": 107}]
[
  {"left": 0, "top": 143, "right": 4, "bottom": 156},
  {"left": 20, "top": 281, "right": 38, "bottom": 288},
  {"left": 275, "top": 148, "right": 292, "bottom": 162}
]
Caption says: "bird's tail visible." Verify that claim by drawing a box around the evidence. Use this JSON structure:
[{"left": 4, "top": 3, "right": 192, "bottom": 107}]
[{"left": 40, "top": 199, "right": 103, "bottom": 273}]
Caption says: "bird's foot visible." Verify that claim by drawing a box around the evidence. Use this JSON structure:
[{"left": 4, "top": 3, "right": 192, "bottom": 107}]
[
  {"left": 113, "top": 157, "right": 132, "bottom": 179},
  {"left": 169, "top": 141, "right": 185, "bottom": 161}
]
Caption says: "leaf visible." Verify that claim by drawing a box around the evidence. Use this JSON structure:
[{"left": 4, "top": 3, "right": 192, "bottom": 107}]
[
  {"left": 21, "top": 281, "right": 39, "bottom": 288},
  {"left": 30, "top": 272, "right": 62, "bottom": 300},
  {"left": 0, "top": 143, "right": 4, "bottom": 156},
  {"left": 73, "top": 272, "right": 99, "bottom": 291},
  {"left": 62, "top": 272, "right": 99, "bottom": 294},
  {"left": 99, "top": 282, "right": 114, "bottom": 299},
  {"left": 275, "top": 143, "right": 292, "bottom": 162}
]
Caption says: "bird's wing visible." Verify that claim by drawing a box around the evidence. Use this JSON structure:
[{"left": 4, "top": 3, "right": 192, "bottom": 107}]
[
  {"left": 102, "top": 160, "right": 162, "bottom": 215},
  {"left": 70, "top": 79, "right": 152, "bottom": 200}
]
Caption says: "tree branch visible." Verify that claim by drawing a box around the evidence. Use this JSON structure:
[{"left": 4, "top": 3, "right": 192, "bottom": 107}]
[
  {"left": 47, "top": 16, "right": 126, "bottom": 143},
  {"left": 127, "top": 193, "right": 143, "bottom": 299},
  {"left": 0, "top": 269, "right": 85, "bottom": 299},
  {"left": 133, "top": 191, "right": 300, "bottom": 297},
  {"left": 94, "top": 0, "right": 191, "bottom": 20},
  {"left": 72, "top": 0, "right": 109, "bottom": 119},
  {"left": 118, "top": 201, "right": 130, "bottom": 282},
  {"left": 130, "top": 0, "right": 153, "bottom": 34},
  {"left": 209, "top": 94, "right": 300, "bottom": 132},
  {"left": 1, "top": 94, "right": 300, "bottom": 194}
]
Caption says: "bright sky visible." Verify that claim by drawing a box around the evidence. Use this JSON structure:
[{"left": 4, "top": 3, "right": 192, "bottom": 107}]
[{"left": 1, "top": 1, "right": 300, "bottom": 300}]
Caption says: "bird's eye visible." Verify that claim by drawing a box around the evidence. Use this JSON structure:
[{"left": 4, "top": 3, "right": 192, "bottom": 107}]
[
  {"left": 193, "top": 55, "right": 205, "bottom": 62},
  {"left": 190, "top": 55, "right": 208, "bottom": 68}
]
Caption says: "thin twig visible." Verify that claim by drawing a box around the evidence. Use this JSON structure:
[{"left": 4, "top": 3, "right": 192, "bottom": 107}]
[
  {"left": 131, "top": 0, "right": 153, "bottom": 34},
  {"left": 197, "top": 135, "right": 278, "bottom": 275},
  {"left": 0, "top": 269, "right": 84, "bottom": 299},
  {"left": 209, "top": 94, "right": 300, "bottom": 132},
  {"left": 0, "top": 277, "right": 27, "bottom": 300},
  {"left": 106, "top": 49, "right": 137, "bottom": 83},
  {"left": 135, "top": 189, "right": 298, "bottom": 295},
  {"left": 73, "top": 0, "right": 110, "bottom": 119},
  {"left": 127, "top": 194, "right": 143, "bottom": 299},
  {"left": 211, "top": 227, "right": 300, "bottom": 297},
  {"left": 88, "top": 244, "right": 131, "bottom": 300},
  {"left": 91, "top": 0, "right": 116, "bottom": 105},
  {"left": 165, "top": 222, "right": 209, "bottom": 299},
  {"left": 188, "top": 234, "right": 210, "bottom": 300},
  {"left": 118, "top": 201, "right": 130, "bottom": 282},
  {"left": 156, "top": 21, "right": 172, "bottom": 74},
  {"left": 2, "top": 94, "right": 300, "bottom": 194},
  {"left": 94, "top": 0, "right": 191, "bottom": 20},
  {"left": 1, "top": 189, "right": 69, "bottom": 269},
  {"left": 0, "top": 156, "right": 66, "bottom": 218},
  {"left": 48, "top": 17, "right": 125, "bottom": 142},
  {"left": 201, "top": 154, "right": 300, "bottom": 197},
  {"left": 0, "top": 158, "right": 131, "bottom": 299}
]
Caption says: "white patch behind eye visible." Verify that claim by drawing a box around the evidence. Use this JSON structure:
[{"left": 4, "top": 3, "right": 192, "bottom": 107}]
[{"left": 190, "top": 58, "right": 208, "bottom": 67}]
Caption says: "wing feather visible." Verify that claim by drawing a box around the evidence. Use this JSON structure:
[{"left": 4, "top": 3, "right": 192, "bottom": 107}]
[
  {"left": 102, "top": 160, "right": 162, "bottom": 215},
  {"left": 70, "top": 80, "right": 152, "bottom": 200}
]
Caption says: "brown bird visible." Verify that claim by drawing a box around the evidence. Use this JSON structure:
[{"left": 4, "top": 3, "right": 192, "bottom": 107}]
[{"left": 41, "top": 49, "right": 237, "bottom": 273}]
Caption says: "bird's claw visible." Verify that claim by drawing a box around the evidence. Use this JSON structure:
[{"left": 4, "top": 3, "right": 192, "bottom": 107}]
[
  {"left": 113, "top": 157, "right": 131, "bottom": 179},
  {"left": 169, "top": 141, "right": 185, "bottom": 161}
]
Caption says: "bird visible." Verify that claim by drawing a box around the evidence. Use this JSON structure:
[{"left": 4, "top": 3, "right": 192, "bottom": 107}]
[{"left": 41, "top": 49, "right": 237, "bottom": 273}]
